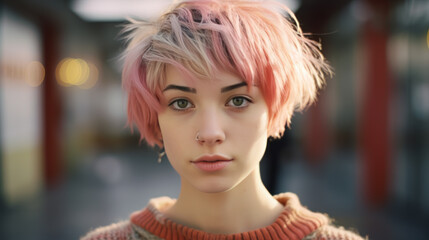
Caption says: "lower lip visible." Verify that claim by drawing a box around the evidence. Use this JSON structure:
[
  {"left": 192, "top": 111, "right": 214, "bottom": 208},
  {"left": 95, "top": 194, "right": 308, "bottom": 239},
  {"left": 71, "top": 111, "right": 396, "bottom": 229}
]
[{"left": 192, "top": 160, "right": 231, "bottom": 172}]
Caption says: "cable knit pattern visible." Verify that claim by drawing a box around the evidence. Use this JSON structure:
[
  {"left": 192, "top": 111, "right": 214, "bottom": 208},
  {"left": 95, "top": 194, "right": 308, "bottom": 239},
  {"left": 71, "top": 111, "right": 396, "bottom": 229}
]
[
  {"left": 82, "top": 221, "right": 134, "bottom": 240},
  {"left": 310, "top": 225, "right": 365, "bottom": 240},
  {"left": 81, "top": 193, "right": 366, "bottom": 240}
]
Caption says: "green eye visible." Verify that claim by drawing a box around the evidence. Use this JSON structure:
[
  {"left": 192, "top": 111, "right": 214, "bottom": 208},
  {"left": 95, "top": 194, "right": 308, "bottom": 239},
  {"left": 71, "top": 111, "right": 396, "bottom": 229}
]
[
  {"left": 176, "top": 99, "right": 189, "bottom": 108},
  {"left": 169, "top": 99, "right": 193, "bottom": 111},
  {"left": 227, "top": 96, "right": 251, "bottom": 108},
  {"left": 232, "top": 97, "right": 244, "bottom": 106}
]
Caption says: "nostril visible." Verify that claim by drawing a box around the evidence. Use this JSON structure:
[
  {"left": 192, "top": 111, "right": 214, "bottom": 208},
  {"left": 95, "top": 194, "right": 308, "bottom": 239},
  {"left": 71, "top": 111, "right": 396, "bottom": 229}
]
[{"left": 195, "top": 132, "right": 225, "bottom": 145}]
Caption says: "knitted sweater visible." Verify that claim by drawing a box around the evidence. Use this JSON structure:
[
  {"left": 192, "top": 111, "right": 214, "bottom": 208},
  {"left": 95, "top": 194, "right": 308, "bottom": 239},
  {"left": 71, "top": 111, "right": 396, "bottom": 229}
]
[{"left": 81, "top": 192, "right": 366, "bottom": 240}]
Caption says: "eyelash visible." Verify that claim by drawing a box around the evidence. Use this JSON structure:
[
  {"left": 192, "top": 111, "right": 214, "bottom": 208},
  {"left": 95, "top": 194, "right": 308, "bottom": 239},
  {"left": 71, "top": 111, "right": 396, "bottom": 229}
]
[
  {"left": 168, "top": 98, "right": 194, "bottom": 112},
  {"left": 226, "top": 96, "right": 253, "bottom": 109},
  {"left": 168, "top": 96, "right": 253, "bottom": 112}
]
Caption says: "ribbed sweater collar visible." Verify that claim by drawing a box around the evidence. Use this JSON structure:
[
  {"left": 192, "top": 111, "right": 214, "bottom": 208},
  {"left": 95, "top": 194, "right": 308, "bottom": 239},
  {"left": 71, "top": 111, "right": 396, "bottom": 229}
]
[{"left": 130, "top": 192, "right": 328, "bottom": 240}]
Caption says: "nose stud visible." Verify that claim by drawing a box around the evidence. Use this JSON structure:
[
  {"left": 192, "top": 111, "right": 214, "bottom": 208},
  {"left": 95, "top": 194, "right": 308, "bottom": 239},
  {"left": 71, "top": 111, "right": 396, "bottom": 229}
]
[
  {"left": 195, "top": 132, "right": 201, "bottom": 142},
  {"left": 195, "top": 131, "right": 225, "bottom": 144}
]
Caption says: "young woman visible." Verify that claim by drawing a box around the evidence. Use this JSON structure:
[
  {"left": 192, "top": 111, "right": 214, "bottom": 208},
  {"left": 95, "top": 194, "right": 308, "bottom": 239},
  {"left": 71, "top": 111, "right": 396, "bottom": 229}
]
[{"left": 82, "top": 0, "right": 366, "bottom": 239}]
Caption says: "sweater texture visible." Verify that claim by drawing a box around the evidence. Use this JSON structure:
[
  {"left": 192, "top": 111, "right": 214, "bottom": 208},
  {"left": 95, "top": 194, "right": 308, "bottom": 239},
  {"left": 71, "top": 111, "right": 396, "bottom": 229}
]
[{"left": 81, "top": 192, "right": 366, "bottom": 240}]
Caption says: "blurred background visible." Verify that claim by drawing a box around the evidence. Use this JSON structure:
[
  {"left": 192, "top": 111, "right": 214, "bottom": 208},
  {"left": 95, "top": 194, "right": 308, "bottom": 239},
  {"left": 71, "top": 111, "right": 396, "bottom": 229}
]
[{"left": 0, "top": 0, "right": 428, "bottom": 239}]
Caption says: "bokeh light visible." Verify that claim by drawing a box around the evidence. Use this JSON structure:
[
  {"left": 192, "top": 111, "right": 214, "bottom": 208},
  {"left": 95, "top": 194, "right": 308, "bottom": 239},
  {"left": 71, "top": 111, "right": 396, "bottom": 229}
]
[
  {"left": 24, "top": 61, "right": 45, "bottom": 87},
  {"left": 79, "top": 62, "right": 99, "bottom": 89},
  {"left": 56, "top": 58, "right": 98, "bottom": 88}
]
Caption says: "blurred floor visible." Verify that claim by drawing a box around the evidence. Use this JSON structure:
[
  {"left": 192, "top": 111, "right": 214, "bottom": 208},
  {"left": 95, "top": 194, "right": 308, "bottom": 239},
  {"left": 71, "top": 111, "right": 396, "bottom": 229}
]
[{"left": 0, "top": 147, "right": 428, "bottom": 240}]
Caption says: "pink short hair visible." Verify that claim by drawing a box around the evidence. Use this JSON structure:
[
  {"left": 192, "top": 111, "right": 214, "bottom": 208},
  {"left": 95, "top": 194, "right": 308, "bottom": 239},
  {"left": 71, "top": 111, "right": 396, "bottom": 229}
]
[{"left": 122, "top": 0, "right": 332, "bottom": 148}]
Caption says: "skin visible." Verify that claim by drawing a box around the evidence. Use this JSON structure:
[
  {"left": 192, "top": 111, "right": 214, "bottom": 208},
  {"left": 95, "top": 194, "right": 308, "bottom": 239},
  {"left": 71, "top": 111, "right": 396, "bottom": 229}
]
[{"left": 157, "top": 65, "right": 283, "bottom": 234}]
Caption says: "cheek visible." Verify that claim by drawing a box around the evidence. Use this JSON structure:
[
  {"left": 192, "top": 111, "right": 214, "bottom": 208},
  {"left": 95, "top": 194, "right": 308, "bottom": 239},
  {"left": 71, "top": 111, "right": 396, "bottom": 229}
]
[
  {"left": 158, "top": 114, "right": 177, "bottom": 149},
  {"left": 231, "top": 109, "right": 269, "bottom": 152},
  {"left": 242, "top": 106, "right": 269, "bottom": 135},
  {"left": 158, "top": 113, "right": 192, "bottom": 162}
]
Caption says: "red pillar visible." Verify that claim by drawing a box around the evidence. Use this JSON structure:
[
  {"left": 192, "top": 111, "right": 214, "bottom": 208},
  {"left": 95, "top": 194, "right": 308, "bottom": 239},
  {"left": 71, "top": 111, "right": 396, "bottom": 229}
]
[
  {"left": 304, "top": 96, "right": 330, "bottom": 165},
  {"left": 359, "top": 0, "right": 391, "bottom": 206},
  {"left": 42, "top": 22, "right": 63, "bottom": 187}
]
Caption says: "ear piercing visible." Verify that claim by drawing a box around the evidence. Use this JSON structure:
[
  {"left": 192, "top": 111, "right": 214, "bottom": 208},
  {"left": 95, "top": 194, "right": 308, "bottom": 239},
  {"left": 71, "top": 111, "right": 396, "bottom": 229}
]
[{"left": 158, "top": 148, "right": 165, "bottom": 163}]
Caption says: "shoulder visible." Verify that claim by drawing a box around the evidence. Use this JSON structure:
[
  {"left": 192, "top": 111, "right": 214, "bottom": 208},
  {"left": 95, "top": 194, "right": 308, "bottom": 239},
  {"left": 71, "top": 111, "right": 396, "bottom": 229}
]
[
  {"left": 305, "top": 224, "right": 368, "bottom": 240},
  {"left": 274, "top": 193, "right": 367, "bottom": 240},
  {"left": 80, "top": 220, "right": 135, "bottom": 240}
]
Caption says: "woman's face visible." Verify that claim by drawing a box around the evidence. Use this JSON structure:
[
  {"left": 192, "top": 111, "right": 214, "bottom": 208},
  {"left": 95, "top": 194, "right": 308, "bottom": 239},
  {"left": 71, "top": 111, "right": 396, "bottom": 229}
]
[{"left": 157, "top": 65, "right": 269, "bottom": 193}]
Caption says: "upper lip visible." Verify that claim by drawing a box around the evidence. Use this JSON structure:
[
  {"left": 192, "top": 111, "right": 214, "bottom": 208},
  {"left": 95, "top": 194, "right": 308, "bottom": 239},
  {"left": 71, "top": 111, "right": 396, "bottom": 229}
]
[{"left": 192, "top": 154, "right": 233, "bottom": 163}]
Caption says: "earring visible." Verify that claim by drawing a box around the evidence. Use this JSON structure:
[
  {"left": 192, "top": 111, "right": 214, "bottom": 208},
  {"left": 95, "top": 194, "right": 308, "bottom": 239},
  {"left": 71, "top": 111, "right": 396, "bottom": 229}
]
[{"left": 158, "top": 148, "right": 165, "bottom": 163}]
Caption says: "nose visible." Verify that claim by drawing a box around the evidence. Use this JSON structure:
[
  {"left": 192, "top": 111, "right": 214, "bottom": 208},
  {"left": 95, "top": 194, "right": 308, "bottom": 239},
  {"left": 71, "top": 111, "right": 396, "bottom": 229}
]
[{"left": 196, "top": 108, "right": 225, "bottom": 145}]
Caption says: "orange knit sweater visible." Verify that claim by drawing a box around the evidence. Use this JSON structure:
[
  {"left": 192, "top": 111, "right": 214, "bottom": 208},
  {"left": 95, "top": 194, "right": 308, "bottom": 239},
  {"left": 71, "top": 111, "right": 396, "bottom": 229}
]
[{"left": 81, "top": 193, "right": 366, "bottom": 240}]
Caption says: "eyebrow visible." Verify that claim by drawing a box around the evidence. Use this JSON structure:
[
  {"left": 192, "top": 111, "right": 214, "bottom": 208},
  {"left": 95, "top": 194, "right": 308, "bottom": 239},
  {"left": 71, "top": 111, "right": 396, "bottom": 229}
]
[
  {"left": 162, "top": 82, "right": 247, "bottom": 93},
  {"left": 162, "top": 85, "right": 196, "bottom": 93},
  {"left": 220, "top": 82, "right": 248, "bottom": 93}
]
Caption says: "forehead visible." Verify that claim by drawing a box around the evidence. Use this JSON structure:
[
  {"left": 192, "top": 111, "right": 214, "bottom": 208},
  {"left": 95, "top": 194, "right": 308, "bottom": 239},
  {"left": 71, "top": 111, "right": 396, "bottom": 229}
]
[{"left": 164, "top": 64, "right": 244, "bottom": 88}]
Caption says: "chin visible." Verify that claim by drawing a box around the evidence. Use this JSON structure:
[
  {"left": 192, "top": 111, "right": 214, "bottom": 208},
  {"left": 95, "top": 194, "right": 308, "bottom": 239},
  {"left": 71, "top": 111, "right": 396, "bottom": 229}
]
[{"left": 192, "top": 179, "right": 238, "bottom": 194}]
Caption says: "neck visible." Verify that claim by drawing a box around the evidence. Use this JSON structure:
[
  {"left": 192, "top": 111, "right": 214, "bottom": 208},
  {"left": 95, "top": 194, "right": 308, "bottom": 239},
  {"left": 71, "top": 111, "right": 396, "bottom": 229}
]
[{"left": 164, "top": 167, "right": 283, "bottom": 234}]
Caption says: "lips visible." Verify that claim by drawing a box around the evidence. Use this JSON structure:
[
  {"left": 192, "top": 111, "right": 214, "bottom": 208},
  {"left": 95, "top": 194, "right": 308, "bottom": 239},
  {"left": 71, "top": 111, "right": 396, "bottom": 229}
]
[{"left": 191, "top": 154, "right": 233, "bottom": 172}]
